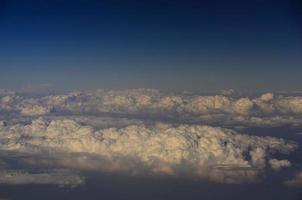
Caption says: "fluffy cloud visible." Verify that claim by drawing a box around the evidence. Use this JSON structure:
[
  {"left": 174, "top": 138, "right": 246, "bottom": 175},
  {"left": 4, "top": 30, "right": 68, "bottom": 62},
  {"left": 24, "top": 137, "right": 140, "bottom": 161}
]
[
  {"left": 275, "top": 96, "right": 302, "bottom": 114},
  {"left": 2, "top": 89, "right": 302, "bottom": 128},
  {"left": 269, "top": 159, "right": 291, "bottom": 171},
  {"left": 17, "top": 99, "right": 52, "bottom": 116},
  {"left": 0, "top": 89, "right": 302, "bottom": 186},
  {"left": 259, "top": 93, "right": 274, "bottom": 102},
  {"left": 0, "top": 118, "right": 297, "bottom": 184},
  {"left": 232, "top": 98, "right": 254, "bottom": 115}
]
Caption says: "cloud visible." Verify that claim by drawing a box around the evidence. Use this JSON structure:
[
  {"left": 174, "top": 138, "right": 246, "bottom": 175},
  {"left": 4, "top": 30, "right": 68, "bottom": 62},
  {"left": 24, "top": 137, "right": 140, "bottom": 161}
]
[
  {"left": 259, "top": 93, "right": 274, "bottom": 102},
  {"left": 275, "top": 96, "right": 302, "bottom": 114},
  {"left": 232, "top": 98, "right": 254, "bottom": 115},
  {"left": 0, "top": 118, "right": 297, "bottom": 184},
  {"left": 17, "top": 99, "right": 52, "bottom": 116},
  {"left": 284, "top": 172, "right": 302, "bottom": 187},
  {"left": 2, "top": 89, "right": 302, "bottom": 127},
  {"left": 269, "top": 159, "right": 291, "bottom": 171},
  {"left": 0, "top": 169, "right": 84, "bottom": 187},
  {"left": 0, "top": 89, "right": 301, "bottom": 186}
]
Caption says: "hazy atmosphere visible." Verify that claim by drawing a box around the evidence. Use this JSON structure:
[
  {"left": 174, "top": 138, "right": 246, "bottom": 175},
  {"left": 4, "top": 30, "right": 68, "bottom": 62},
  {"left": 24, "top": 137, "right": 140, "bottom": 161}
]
[{"left": 0, "top": 0, "right": 302, "bottom": 200}]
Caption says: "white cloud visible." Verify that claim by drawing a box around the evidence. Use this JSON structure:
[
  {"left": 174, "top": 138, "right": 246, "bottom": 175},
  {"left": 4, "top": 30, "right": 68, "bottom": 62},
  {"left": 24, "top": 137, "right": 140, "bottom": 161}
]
[
  {"left": 17, "top": 99, "right": 52, "bottom": 116},
  {"left": 232, "top": 98, "right": 254, "bottom": 115},
  {"left": 269, "top": 159, "right": 291, "bottom": 171},
  {"left": 259, "top": 93, "right": 274, "bottom": 102},
  {"left": 0, "top": 118, "right": 297, "bottom": 184},
  {"left": 1, "top": 89, "right": 301, "bottom": 128},
  {"left": 1, "top": 89, "right": 302, "bottom": 128},
  {"left": 0, "top": 89, "right": 302, "bottom": 186}
]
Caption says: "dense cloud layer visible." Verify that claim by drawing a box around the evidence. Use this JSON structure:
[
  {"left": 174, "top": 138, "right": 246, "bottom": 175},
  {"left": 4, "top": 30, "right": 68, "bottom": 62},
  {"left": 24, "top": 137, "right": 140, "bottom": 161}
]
[
  {"left": 2, "top": 89, "right": 302, "bottom": 127},
  {"left": 0, "top": 118, "right": 297, "bottom": 184},
  {"left": 0, "top": 89, "right": 301, "bottom": 186}
]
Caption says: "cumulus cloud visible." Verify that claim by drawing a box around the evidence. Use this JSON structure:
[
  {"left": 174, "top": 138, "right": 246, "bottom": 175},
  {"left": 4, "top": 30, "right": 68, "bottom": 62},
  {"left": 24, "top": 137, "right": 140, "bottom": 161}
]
[
  {"left": 0, "top": 89, "right": 302, "bottom": 186},
  {"left": 232, "top": 98, "right": 254, "bottom": 115},
  {"left": 259, "top": 93, "right": 274, "bottom": 102},
  {"left": 269, "top": 159, "right": 291, "bottom": 171},
  {"left": 0, "top": 118, "right": 297, "bottom": 184},
  {"left": 2, "top": 89, "right": 302, "bottom": 127},
  {"left": 17, "top": 99, "right": 52, "bottom": 116},
  {"left": 275, "top": 96, "right": 302, "bottom": 114}
]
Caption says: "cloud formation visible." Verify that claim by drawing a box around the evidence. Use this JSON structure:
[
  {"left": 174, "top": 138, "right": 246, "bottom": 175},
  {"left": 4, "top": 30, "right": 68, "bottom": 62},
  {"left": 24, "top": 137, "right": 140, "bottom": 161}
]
[
  {"left": 0, "top": 89, "right": 301, "bottom": 186},
  {"left": 2, "top": 89, "right": 302, "bottom": 127},
  {"left": 0, "top": 118, "right": 296, "bottom": 183},
  {"left": 269, "top": 159, "right": 291, "bottom": 171}
]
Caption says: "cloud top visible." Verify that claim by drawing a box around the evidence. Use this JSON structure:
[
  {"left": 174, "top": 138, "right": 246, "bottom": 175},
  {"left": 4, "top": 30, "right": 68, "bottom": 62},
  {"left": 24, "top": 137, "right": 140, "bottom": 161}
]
[
  {"left": 0, "top": 89, "right": 301, "bottom": 186},
  {"left": 0, "top": 118, "right": 297, "bottom": 183},
  {"left": 2, "top": 89, "right": 302, "bottom": 127}
]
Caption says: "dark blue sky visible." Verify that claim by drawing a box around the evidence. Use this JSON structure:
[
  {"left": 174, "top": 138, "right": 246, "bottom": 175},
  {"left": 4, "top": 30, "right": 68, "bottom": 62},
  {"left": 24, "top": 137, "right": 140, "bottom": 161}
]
[{"left": 0, "top": 0, "right": 302, "bottom": 92}]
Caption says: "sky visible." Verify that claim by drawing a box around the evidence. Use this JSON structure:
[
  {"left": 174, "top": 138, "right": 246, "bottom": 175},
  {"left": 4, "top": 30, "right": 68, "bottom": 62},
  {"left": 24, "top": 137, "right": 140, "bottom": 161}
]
[{"left": 0, "top": 0, "right": 302, "bottom": 92}]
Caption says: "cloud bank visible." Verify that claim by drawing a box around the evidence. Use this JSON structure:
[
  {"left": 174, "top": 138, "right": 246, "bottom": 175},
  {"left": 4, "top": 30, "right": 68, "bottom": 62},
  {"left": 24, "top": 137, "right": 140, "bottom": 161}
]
[
  {"left": 2, "top": 89, "right": 302, "bottom": 127},
  {"left": 0, "top": 118, "right": 297, "bottom": 184},
  {"left": 0, "top": 89, "right": 301, "bottom": 186}
]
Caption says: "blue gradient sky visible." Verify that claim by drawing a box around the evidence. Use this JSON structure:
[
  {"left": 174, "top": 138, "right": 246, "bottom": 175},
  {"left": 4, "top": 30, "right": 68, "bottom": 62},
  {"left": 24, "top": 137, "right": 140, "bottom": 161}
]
[{"left": 0, "top": 0, "right": 302, "bottom": 92}]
